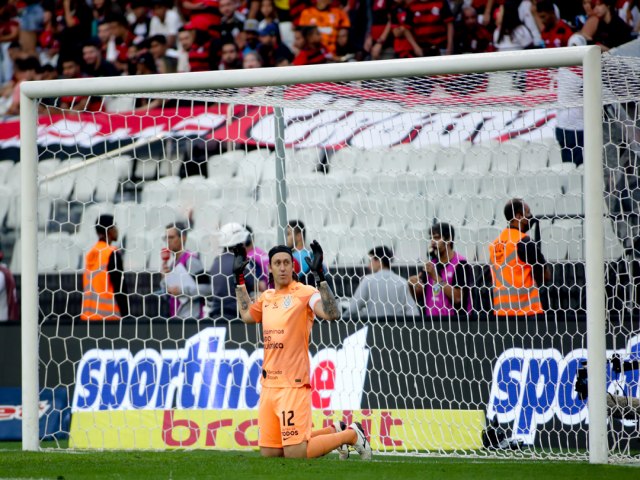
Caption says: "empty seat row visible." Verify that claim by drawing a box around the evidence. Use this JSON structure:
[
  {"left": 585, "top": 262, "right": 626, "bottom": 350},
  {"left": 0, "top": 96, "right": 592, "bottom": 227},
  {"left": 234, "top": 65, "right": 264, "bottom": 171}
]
[{"left": 9, "top": 216, "right": 624, "bottom": 274}]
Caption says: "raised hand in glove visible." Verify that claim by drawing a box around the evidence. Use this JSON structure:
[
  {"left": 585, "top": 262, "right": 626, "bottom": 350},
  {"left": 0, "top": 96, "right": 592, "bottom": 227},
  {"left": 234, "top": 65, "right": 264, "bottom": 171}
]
[
  {"left": 304, "top": 240, "right": 325, "bottom": 284},
  {"left": 232, "top": 245, "right": 250, "bottom": 286}
]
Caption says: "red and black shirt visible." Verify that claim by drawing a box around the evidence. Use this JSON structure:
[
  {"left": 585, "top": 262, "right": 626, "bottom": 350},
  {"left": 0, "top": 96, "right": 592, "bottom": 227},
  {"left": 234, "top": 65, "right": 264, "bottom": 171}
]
[{"left": 408, "top": 0, "right": 453, "bottom": 49}]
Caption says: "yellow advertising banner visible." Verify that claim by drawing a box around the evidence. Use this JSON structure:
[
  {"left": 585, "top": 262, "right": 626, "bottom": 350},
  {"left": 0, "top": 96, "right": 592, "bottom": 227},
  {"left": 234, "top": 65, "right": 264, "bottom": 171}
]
[{"left": 69, "top": 409, "right": 485, "bottom": 451}]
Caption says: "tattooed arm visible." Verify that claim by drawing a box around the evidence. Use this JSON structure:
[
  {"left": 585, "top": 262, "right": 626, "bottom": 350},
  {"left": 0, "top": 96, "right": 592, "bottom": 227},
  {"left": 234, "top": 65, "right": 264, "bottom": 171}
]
[
  {"left": 313, "top": 281, "right": 341, "bottom": 321},
  {"left": 236, "top": 284, "right": 257, "bottom": 324}
]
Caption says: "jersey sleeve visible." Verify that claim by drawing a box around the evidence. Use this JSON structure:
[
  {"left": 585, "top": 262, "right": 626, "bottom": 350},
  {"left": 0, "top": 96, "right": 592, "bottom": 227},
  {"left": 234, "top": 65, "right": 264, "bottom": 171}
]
[
  {"left": 249, "top": 292, "right": 266, "bottom": 323},
  {"left": 309, "top": 292, "right": 321, "bottom": 311}
]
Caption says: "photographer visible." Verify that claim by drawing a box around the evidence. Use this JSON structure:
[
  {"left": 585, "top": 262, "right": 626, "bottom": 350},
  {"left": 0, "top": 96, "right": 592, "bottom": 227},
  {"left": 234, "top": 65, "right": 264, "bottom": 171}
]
[
  {"left": 408, "top": 223, "right": 473, "bottom": 317},
  {"left": 575, "top": 355, "right": 640, "bottom": 420}
]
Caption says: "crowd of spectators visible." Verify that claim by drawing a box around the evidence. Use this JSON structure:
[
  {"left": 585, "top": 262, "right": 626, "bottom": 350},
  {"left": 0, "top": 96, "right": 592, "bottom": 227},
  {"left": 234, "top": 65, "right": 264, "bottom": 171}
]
[{"left": 0, "top": 0, "right": 638, "bottom": 114}]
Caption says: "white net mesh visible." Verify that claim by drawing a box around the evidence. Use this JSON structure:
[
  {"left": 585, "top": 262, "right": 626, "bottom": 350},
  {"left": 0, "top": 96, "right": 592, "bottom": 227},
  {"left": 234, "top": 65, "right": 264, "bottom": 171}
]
[{"left": 6, "top": 54, "right": 640, "bottom": 459}]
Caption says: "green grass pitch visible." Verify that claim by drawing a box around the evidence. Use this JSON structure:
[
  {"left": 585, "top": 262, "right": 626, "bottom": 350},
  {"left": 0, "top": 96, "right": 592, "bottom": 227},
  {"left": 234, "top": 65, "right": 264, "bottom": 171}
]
[{"left": 1, "top": 442, "right": 639, "bottom": 480}]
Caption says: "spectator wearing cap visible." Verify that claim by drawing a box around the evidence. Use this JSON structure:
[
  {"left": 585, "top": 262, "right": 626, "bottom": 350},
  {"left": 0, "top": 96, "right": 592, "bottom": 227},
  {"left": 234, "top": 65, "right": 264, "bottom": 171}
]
[
  {"left": 218, "top": 39, "right": 242, "bottom": 69},
  {"left": 292, "top": 25, "right": 331, "bottom": 65},
  {"left": 257, "top": 22, "right": 293, "bottom": 66},
  {"left": 208, "top": 223, "right": 258, "bottom": 319},
  {"left": 345, "top": 245, "right": 419, "bottom": 320},
  {"left": 240, "top": 18, "right": 260, "bottom": 54},
  {"left": 407, "top": 0, "right": 454, "bottom": 56},
  {"left": 218, "top": 0, "right": 245, "bottom": 42},
  {"left": 298, "top": 0, "right": 350, "bottom": 55},
  {"left": 81, "top": 37, "right": 120, "bottom": 77},
  {"left": 149, "top": 34, "right": 178, "bottom": 73},
  {"left": 150, "top": 0, "right": 183, "bottom": 48},
  {"left": 81, "top": 214, "right": 129, "bottom": 321}
]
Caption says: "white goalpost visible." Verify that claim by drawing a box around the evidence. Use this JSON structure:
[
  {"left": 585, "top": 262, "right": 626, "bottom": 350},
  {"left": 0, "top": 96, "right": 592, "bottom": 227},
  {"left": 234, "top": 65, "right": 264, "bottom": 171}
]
[{"left": 18, "top": 47, "right": 625, "bottom": 463}]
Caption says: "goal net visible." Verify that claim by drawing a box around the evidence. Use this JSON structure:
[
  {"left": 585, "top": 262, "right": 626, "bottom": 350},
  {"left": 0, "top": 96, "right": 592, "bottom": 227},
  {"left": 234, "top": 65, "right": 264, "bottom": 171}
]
[{"left": 11, "top": 48, "right": 640, "bottom": 461}]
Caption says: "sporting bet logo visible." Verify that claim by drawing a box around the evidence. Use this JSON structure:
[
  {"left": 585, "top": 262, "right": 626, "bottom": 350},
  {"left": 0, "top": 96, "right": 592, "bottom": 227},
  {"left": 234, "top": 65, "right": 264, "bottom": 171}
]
[{"left": 72, "top": 327, "right": 369, "bottom": 412}]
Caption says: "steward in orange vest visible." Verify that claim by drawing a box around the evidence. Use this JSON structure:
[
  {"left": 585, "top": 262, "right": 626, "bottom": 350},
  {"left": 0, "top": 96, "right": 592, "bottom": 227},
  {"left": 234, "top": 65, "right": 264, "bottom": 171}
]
[
  {"left": 489, "top": 199, "right": 551, "bottom": 316},
  {"left": 81, "top": 214, "right": 128, "bottom": 321}
]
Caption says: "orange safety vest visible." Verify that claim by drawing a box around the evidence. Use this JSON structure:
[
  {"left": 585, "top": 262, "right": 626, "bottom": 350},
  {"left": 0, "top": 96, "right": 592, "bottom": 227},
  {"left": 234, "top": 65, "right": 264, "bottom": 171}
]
[
  {"left": 81, "top": 240, "right": 121, "bottom": 321},
  {"left": 489, "top": 228, "right": 543, "bottom": 316}
]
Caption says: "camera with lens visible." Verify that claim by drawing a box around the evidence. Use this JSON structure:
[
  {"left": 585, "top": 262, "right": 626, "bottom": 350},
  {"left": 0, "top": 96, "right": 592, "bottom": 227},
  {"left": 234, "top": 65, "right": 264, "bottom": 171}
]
[{"left": 574, "top": 355, "right": 640, "bottom": 400}]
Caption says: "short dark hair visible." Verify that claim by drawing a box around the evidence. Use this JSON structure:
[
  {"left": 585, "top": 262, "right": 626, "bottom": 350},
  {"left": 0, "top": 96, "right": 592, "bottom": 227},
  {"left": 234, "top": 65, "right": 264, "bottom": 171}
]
[
  {"left": 535, "top": 1, "right": 555, "bottom": 14},
  {"left": 166, "top": 221, "right": 188, "bottom": 237},
  {"left": 149, "top": 34, "right": 167, "bottom": 46},
  {"left": 368, "top": 245, "right": 393, "bottom": 269},
  {"left": 287, "top": 219, "right": 306, "bottom": 241},
  {"left": 300, "top": 25, "right": 319, "bottom": 41},
  {"left": 431, "top": 222, "right": 455, "bottom": 243},
  {"left": 504, "top": 198, "right": 526, "bottom": 222},
  {"left": 95, "top": 214, "right": 115, "bottom": 237}
]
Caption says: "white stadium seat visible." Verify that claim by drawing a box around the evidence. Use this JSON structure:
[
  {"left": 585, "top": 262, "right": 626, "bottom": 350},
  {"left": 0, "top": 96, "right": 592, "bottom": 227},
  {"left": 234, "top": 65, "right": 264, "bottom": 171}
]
[
  {"left": 434, "top": 147, "right": 464, "bottom": 175},
  {"left": 491, "top": 143, "right": 521, "bottom": 174},
  {"left": 463, "top": 145, "right": 492, "bottom": 175},
  {"left": 142, "top": 176, "right": 181, "bottom": 206},
  {"left": 519, "top": 142, "right": 549, "bottom": 172}
]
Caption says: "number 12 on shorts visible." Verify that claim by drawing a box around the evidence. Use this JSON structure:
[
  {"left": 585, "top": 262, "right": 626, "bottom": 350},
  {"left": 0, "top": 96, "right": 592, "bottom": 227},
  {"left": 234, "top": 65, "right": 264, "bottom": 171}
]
[{"left": 281, "top": 410, "right": 294, "bottom": 426}]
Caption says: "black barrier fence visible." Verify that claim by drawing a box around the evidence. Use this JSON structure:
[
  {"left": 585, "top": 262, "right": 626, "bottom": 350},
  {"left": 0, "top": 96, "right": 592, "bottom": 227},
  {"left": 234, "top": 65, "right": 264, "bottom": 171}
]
[
  {"left": 1, "top": 315, "right": 639, "bottom": 451},
  {"left": 9, "top": 261, "right": 607, "bottom": 321}
]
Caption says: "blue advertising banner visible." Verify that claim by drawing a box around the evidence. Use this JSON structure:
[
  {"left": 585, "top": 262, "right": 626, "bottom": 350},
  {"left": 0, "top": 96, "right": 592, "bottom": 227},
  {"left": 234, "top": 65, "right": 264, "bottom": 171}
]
[{"left": 0, "top": 387, "right": 71, "bottom": 440}]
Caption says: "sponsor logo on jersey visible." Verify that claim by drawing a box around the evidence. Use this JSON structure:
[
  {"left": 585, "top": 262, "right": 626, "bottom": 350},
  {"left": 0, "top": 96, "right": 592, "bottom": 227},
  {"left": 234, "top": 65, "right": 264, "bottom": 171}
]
[{"left": 283, "top": 295, "right": 292, "bottom": 309}]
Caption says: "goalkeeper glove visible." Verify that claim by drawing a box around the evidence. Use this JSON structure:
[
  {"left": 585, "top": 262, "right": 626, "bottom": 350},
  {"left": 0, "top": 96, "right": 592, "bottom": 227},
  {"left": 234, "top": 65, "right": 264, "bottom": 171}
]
[
  {"left": 232, "top": 245, "right": 250, "bottom": 286},
  {"left": 304, "top": 240, "right": 326, "bottom": 284}
]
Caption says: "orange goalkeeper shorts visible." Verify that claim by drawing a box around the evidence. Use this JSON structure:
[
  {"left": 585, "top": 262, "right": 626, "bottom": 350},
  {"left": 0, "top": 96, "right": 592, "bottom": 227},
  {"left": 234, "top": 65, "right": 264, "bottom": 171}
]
[{"left": 258, "top": 386, "right": 312, "bottom": 448}]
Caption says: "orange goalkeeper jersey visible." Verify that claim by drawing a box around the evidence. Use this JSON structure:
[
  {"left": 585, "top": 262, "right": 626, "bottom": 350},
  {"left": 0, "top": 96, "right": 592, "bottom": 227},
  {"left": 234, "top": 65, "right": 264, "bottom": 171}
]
[
  {"left": 298, "top": 6, "right": 351, "bottom": 55},
  {"left": 250, "top": 281, "right": 321, "bottom": 388}
]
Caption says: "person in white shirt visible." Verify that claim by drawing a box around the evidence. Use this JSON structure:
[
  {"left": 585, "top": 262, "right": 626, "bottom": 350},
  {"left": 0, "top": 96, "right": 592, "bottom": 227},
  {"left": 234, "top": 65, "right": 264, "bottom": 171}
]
[
  {"left": 149, "top": 0, "right": 183, "bottom": 48},
  {"left": 493, "top": 0, "right": 535, "bottom": 51}
]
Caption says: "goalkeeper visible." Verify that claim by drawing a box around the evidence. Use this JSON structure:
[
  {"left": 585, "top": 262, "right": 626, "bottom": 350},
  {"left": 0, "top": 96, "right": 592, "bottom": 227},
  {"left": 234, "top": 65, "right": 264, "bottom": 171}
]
[{"left": 235, "top": 241, "right": 372, "bottom": 460}]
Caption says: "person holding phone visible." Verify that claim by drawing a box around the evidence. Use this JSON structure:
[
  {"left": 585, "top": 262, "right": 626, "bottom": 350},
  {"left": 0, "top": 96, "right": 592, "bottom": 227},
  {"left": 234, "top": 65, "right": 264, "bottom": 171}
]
[{"left": 408, "top": 222, "right": 473, "bottom": 317}]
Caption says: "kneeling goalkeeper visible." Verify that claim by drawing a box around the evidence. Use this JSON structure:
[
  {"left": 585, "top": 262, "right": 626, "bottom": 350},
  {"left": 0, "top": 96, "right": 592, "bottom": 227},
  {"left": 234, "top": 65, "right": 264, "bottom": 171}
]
[{"left": 235, "top": 241, "right": 372, "bottom": 460}]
